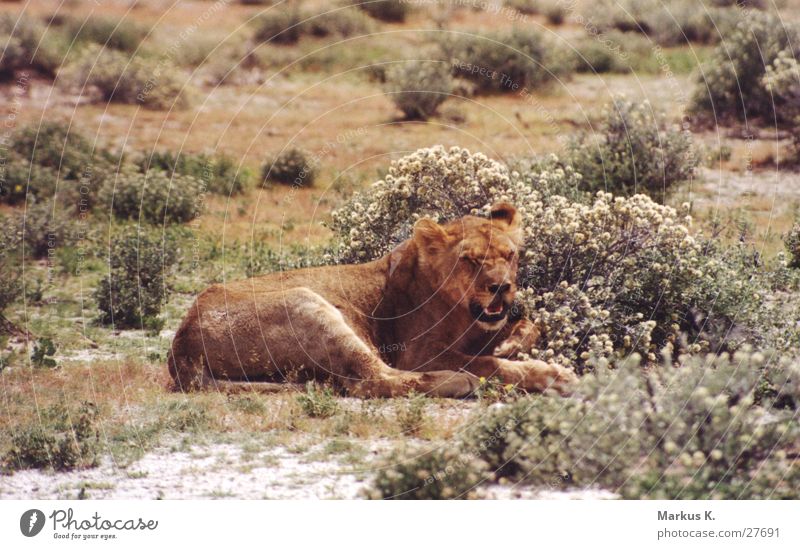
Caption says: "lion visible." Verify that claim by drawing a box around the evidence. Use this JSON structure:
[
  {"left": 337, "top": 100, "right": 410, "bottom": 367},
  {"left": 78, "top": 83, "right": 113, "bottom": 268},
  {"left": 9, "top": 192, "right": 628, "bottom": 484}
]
[{"left": 167, "top": 202, "right": 577, "bottom": 398}]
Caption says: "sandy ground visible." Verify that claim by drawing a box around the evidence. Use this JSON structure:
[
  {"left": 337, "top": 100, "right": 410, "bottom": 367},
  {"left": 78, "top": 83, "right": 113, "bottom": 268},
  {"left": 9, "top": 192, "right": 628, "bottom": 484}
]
[
  {"left": 0, "top": 438, "right": 378, "bottom": 500},
  {"left": 0, "top": 438, "right": 618, "bottom": 500}
]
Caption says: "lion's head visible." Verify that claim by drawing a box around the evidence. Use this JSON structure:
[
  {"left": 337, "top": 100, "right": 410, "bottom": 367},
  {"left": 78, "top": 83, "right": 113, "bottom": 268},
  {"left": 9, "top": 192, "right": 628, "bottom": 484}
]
[{"left": 413, "top": 202, "right": 522, "bottom": 331}]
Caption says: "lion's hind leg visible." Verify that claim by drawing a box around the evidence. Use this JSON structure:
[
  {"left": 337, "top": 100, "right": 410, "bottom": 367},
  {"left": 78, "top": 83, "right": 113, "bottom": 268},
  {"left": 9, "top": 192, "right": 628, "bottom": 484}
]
[{"left": 270, "top": 287, "right": 479, "bottom": 398}]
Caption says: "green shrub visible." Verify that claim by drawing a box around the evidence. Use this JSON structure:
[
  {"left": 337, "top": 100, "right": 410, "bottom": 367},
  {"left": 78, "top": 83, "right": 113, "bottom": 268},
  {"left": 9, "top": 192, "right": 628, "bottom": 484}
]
[
  {"left": 240, "top": 241, "right": 328, "bottom": 277},
  {"left": 690, "top": 11, "right": 796, "bottom": 125},
  {"left": 457, "top": 351, "right": 800, "bottom": 499},
  {"left": 0, "top": 155, "right": 58, "bottom": 205},
  {"left": 544, "top": 3, "right": 566, "bottom": 25},
  {"left": 504, "top": 0, "right": 539, "bottom": 14},
  {"left": 505, "top": 0, "right": 565, "bottom": 24},
  {"left": 12, "top": 121, "right": 95, "bottom": 180},
  {"left": 100, "top": 167, "right": 203, "bottom": 225},
  {"left": 30, "top": 337, "right": 57, "bottom": 368},
  {"left": 262, "top": 148, "right": 317, "bottom": 187},
  {"left": 573, "top": 38, "right": 630, "bottom": 74},
  {"left": 762, "top": 49, "right": 800, "bottom": 151},
  {"left": 586, "top": 0, "right": 742, "bottom": 46},
  {"left": 60, "top": 45, "right": 192, "bottom": 110},
  {"left": 253, "top": 6, "right": 373, "bottom": 45},
  {"left": 463, "top": 361, "right": 645, "bottom": 487},
  {"left": 3, "top": 402, "right": 100, "bottom": 472},
  {"left": 567, "top": 98, "right": 699, "bottom": 201},
  {"left": 0, "top": 14, "right": 63, "bottom": 79},
  {"left": 56, "top": 15, "right": 148, "bottom": 52},
  {"left": 621, "top": 352, "right": 799, "bottom": 499},
  {"left": 329, "top": 146, "right": 773, "bottom": 373},
  {"left": 10, "top": 200, "right": 77, "bottom": 259},
  {"left": 365, "top": 446, "right": 489, "bottom": 499},
  {"left": 139, "top": 150, "right": 251, "bottom": 195},
  {"left": 0, "top": 263, "right": 20, "bottom": 321},
  {"left": 94, "top": 227, "right": 178, "bottom": 328},
  {"left": 253, "top": 7, "right": 303, "bottom": 44},
  {"left": 9, "top": 122, "right": 117, "bottom": 211},
  {"left": 786, "top": 222, "right": 800, "bottom": 268},
  {"left": 297, "top": 382, "right": 339, "bottom": 418},
  {"left": 384, "top": 60, "right": 452, "bottom": 120},
  {"left": 357, "top": 0, "right": 410, "bottom": 22},
  {"left": 305, "top": 8, "right": 374, "bottom": 38},
  {"left": 441, "top": 28, "right": 569, "bottom": 94}
]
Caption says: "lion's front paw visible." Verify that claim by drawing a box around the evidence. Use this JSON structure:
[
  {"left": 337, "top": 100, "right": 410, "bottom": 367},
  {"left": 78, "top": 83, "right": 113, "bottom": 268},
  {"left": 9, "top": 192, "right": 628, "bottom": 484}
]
[
  {"left": 515, "top": 360, "right": 578, "bottom": 396},
  {"left": 493, "top": 338, "right": 523, "bottom": 358},
  {"left": 493, "top": 319, "right": 540, "bottom": 358}
]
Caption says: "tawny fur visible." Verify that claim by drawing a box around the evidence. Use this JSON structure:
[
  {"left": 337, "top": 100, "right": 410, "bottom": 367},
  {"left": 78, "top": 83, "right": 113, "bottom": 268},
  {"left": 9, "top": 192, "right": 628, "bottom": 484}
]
[{"left": 168, "top": 203, "right": 577, "bottom": 398}]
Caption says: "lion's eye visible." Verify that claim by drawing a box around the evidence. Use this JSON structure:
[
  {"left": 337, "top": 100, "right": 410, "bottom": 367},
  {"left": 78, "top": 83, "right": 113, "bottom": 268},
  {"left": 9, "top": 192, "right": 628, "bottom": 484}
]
[{"left": 460, "top": 255, "right": 480, "bottom": 267}]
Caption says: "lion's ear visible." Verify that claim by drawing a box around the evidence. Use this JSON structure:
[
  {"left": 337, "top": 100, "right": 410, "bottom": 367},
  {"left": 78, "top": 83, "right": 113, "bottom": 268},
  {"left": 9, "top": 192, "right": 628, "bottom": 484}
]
[
  {"left": 413, "top": 218, "right": 451, "bottom": 255},
  {"left": 489, "top": 202, "right": 519, "bottom": 230}
]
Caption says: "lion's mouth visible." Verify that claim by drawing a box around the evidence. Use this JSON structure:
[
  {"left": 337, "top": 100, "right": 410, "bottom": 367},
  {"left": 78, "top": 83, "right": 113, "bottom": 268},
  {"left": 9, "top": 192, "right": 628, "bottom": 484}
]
[{"left": 470, "top": 299, "right": 508, "bottom": 324}]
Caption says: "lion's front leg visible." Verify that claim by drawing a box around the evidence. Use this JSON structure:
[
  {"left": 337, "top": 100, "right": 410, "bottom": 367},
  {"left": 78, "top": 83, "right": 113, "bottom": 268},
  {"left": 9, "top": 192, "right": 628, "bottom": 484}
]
[{"left": 407, "top": 351, "right": 576, "bottom": 396}]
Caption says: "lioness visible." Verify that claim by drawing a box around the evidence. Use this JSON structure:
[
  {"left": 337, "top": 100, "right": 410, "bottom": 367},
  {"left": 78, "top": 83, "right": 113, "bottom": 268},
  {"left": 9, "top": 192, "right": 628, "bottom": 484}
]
[{"left": 168, "top": 202, "right": 577, "bottom": 398}]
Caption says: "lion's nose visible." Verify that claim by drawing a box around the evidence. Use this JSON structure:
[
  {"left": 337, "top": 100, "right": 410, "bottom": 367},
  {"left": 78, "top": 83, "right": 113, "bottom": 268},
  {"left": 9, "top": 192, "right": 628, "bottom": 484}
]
[{"left": 488, "top": 282, "right": 512, "bottom": 295}]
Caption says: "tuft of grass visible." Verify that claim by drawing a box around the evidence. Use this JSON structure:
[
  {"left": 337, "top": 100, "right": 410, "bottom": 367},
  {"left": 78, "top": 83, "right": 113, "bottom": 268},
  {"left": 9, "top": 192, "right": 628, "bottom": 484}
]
[
  {"left": 227, "top": 395, "right": 268, "bottom": 415},
  {"left": 395, "top": 393, "right": 429, "bottom": 436},
  {"left": 297, "top": 382, "right": 339, "bottom": 418},
  {"left": 161, "top": 399, "right": 216, "bottom": 432}
]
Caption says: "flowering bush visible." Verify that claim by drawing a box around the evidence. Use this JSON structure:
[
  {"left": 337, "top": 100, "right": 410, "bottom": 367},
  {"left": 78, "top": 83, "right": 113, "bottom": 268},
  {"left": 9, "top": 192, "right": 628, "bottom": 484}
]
[
  {"left": 568, "top": 98, "right": 699, "bottom": 202},
  {"left": 368, "top": 350, "right": 799, "bottom": 499},
  {"left": 329, "top": 145, "right": 514, "bottom": 261},
  {"left": 329, "top": 146, "right": 769, "bottom": 372},
  {"left": 384, "top": 60, "right": 453, "bottom": 120},
  {"left": 460, "top": 351, "right": 799, "bottom": 499},
  {"left": 621, "top": 351, "right": 799, "bottom": 499}
]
